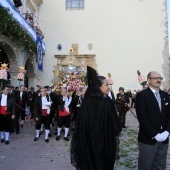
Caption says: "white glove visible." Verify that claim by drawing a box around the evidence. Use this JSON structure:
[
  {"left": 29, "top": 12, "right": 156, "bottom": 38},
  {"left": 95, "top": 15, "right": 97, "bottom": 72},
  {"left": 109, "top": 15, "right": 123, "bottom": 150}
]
[
  {"left": 154, "top": 133, "right": 164, "bottom": 142},
  {"left": 160, "top": 131, "right": 169, "bottom": 141}
]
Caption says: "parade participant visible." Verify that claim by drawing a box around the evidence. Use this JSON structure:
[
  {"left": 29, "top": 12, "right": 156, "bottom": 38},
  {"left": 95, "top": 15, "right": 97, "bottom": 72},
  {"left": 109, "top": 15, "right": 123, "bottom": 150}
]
[
  {"left": 71, "top": 66, "right": 121, "bottom": 170},
  {"left": 15, "top": 85, "right": 28, "bottom": 128},
  {"left": 46, "top": 86, "right": 56, "bottom": 136},
  {"left": 136, "top": 71, "right": 170, "bottom": 170},
  {"left": 28, "top": 87, "right": 36, "bottom": 119},
  {"left": 71, "top": 87, "right": 86, "bottom": 131},
  {"left": 107, "top": 86, "right": 115, "bottom": 103},
  {"left": 34, "top": 87, "right": 52, "bottom": 142},
  {"left": 56, "top": 87, "right": 72, "bottom": 141},
  {"left": 8, "top": 85, "right": 16, "bottom": 133},
  {"left": 115, "top": 87, "right": 130, "bottom": 128},
  {"left": 0, "top": 85, "right": 15, "bottom": 145}
]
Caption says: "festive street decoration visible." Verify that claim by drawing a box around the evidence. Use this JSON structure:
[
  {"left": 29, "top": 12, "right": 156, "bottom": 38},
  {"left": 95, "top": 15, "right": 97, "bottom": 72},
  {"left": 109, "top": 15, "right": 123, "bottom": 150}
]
[
  {"left": 0, "top": 63, "right": 8, "bottom": 80},
  {"left": 17, "top": 66, "right": 25, "bottom": 81},
  {"left": 108, "top": 73, "right": 113, "bottom": 85},
  {"left": 36, "top": 78, "right": 41, "bottom": 87},
  {"left": 137, "top": 70, "right": 147, "bottom": 86},
  {"left": 0, "top": 6, "right": 36, "bottom": 55}
]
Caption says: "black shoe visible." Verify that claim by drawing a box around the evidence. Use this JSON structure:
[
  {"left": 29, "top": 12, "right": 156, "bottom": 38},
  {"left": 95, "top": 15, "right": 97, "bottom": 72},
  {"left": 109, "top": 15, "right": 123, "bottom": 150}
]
[
  {"left": 5, "top": 141, "right": 9, "bottom": 145},
  {"left": 1, "top": 139, "right": 5, "bottom": 143},
  {"left": 45, "top": 139, "right": 49, "bottom": 143},
  {"left": 34, "top": 137, "right": 39, "bottom": 141},
  {"left": 64, "top": 137, "right": 69, "bottom": 141},
  {"left": 39, "top": 131, "right": 43, "bottom": 135},
  {"left": 21, "top": 124, "right": 23, "bottom": 128},
  {"left": 16, "top": 131, "right": 20, "bottom": 134},
  {"left": 56, "top": 135, "right": 60, "bottom": 141},
  {"left": 48, "top": 133, "right": 52, "bottom": 137}
]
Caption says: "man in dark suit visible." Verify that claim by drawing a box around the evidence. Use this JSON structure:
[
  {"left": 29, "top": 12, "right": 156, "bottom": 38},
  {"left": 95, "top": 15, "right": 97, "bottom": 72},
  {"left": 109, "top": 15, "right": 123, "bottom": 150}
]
[
  {"left": 15, "top": 85, "right": 28, "bottom": 128},
  {"left": 28, "top": 87, "right": 36, "bottom": 119},
  {"left": 136, "top": 71, "right": 170, "bottom": 170}
]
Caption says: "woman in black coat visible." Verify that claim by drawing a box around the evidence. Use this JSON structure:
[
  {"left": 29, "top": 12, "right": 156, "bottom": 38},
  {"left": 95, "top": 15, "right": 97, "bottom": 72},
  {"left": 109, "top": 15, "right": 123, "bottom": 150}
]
[{"left": 71, "top": 66, "right": 121, "bottom": 170}]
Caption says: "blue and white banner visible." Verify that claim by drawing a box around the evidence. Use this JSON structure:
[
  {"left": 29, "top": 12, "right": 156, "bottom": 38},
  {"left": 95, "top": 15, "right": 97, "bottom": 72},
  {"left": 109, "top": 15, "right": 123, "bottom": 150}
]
[
  {"left": 36, "top": 36, "right": 43, "bottom": 72},
  {"left": 0, "top": 0, "right": 45, "bottom": 53}
]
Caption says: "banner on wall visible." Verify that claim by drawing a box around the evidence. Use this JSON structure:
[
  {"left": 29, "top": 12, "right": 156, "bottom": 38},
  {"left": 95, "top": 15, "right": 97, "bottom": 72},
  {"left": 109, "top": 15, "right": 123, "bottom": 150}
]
[{"left": 36, "top": 36, "right": 43, "bottom": 72}]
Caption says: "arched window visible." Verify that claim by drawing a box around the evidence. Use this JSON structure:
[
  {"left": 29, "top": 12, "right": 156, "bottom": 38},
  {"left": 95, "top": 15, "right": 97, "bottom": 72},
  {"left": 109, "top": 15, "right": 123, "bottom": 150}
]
[{"left": 66, "top": 0, "right": 84, "bottom": 10}]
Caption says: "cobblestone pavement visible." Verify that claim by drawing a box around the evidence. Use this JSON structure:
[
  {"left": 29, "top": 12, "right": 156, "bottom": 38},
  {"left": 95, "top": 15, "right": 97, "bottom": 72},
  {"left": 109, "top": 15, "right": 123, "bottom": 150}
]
[{"left": 0, "top": 110, "right": 170, "bottom": 170}]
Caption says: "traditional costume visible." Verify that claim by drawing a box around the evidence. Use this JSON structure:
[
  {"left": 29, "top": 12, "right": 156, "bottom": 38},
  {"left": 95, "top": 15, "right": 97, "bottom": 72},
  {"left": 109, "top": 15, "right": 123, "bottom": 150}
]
[
  {"left": 34, "top": 95, "right": 52, "bottom": 142},
  {"left": 56, "top": 94, "right": 72, "bottom": 141},
  {"left": 0, "top": 94, "right": 15, "bottom": 144},
  {"left": 71, "top": 66, "right": 121, "bottom": 170}
]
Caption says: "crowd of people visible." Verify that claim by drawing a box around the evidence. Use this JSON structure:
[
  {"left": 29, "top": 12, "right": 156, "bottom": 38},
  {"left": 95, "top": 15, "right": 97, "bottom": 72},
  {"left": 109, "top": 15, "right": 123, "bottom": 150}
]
[{"left": 0, "top": 67, "right": 170, "bottom": 170}]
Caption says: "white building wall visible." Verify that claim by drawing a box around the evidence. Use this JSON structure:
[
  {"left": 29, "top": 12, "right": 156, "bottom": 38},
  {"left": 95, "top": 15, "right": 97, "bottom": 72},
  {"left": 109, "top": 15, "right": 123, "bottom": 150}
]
[{"left": 37, "top": 0, "right": 169, "bottom": 91}]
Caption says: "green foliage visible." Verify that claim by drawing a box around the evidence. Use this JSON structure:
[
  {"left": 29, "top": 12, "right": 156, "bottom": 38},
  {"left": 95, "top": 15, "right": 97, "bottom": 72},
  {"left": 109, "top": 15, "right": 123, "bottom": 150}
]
[{"left": 0, "top": 6, "right": 36, "bottom": 55}]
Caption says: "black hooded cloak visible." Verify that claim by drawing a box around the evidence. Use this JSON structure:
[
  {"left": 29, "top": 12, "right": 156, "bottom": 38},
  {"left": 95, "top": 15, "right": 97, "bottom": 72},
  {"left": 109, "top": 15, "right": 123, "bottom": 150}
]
[{"left": 71, "top": 66, "right": 121, "bottom": 170}]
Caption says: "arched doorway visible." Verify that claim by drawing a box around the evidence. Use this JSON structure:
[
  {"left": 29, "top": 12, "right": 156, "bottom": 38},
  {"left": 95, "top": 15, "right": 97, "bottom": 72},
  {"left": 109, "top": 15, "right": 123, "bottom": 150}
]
[
  {"left": 0, "top": 47, "right": 10, "bottom": 85},
  {"left": 25, "top": 58, "right": 35, "bottom": 89}
]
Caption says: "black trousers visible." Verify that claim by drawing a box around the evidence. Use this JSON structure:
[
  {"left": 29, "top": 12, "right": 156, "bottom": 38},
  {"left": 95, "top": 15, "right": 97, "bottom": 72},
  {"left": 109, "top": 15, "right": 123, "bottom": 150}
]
[
  {"left": 0, "top": 114, "right": 11, "bottom": 132},
  {"left": 36, "top": 115, "right": 50, "bottom": 130},
  {"left": 58, "top": 115, "right": 71, "bottom": 128},
  {"left": 29, "top": 103, "right": 34, "bottom": 118},
  {"left": 118, "top": 109, "right": 127, "bottom": 126},
  {"left": 19, "top": 107, "right": 25, "bottom": 120}
]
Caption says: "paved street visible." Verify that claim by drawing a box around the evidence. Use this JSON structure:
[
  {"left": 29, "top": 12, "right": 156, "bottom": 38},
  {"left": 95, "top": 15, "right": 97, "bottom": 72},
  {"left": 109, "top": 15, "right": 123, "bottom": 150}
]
[{"left": 0, "top": 110, "right": 170, "bottom": 170}]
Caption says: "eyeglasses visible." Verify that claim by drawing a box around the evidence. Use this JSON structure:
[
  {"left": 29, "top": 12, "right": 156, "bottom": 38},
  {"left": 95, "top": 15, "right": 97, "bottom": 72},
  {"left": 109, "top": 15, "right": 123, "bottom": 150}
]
[{"left": 149, "top": 77, "right": 163, "bottom": 80}]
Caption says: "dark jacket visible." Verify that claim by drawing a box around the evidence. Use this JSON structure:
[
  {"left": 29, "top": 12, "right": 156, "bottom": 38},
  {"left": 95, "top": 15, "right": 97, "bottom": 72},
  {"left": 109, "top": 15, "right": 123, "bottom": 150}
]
[
  {"left": 0, "top": 94, "right": 15, "bottom": 115},
  {"left": 34, "top": 95, "right": 51, "bottom": 118},
  {"left": 27, "top": 91, "right": 36, "bottom": 106},
  {"left": 136, "top": 87, "right": 170, "bottom": 145},
  {"left": 15, "top": 91, "right": 28, "bottom": 107}
]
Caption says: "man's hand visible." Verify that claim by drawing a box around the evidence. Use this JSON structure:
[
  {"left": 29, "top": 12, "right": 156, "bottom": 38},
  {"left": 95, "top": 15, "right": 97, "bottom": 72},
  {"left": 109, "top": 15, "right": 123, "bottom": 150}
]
[
  {"left": 35, "top": 117, "right": 39, "bottom": 121},
  {"left": 155, "top": 133, "right": 164, "bottom": 142},
  {"left": 11, "top": 115, "right": 15, "bottom": 119},
  {"left": 160, "top": 131, "right": 169, "bottom": 141}
]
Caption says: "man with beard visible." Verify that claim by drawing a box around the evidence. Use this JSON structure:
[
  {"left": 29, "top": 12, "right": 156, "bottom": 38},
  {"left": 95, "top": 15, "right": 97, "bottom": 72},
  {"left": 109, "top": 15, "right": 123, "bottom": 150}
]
[{"left": 136, "top": 71, "right": 170, "bottom": 170}]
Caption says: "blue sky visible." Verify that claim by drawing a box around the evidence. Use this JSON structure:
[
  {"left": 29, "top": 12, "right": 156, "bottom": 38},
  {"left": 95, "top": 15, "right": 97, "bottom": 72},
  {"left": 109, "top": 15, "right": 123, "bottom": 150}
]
[{"left": 168, "top": 0, "right": 170, "bottom": 53}]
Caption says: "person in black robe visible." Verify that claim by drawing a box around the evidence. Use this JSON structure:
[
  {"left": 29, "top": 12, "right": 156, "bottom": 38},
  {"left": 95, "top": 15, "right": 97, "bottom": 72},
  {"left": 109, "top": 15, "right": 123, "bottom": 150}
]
[{"left": 71, "top": 66, "right": 122, "bottom": 170}]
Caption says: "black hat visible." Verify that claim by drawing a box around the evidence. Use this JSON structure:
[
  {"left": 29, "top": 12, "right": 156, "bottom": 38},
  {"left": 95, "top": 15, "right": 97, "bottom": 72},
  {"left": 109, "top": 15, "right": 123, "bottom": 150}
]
[
  {"left": 44, "top": 86, "right": 49, "bottom": 89},
  {"left": 6, "top": 84, "right": 12, "bottom": 88},
  {"left": 119, "top": 87, "right": 124, "bottom": 91}
]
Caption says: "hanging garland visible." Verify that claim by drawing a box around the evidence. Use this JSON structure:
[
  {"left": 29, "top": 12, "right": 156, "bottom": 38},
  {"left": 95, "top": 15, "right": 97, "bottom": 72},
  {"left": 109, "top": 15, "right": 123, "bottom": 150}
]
[{"left": 0, "top": 6, "right": 36, "bottom": 55}]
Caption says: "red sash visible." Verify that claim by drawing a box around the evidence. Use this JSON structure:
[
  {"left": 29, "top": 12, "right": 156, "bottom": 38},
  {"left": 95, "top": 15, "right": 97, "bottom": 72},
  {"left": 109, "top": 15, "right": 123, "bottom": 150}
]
[
  {"left": 0, "top": 106, "right": 11, "bottom": 115},
  {"left": 19, "top": 100, "right": 22, "bottom": 105},
  {"left": 59, "top": 108, "right": 70, "bottom": 117},
  {"left": 41, "top": 109, "right": 48, "bottom": 116}
]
